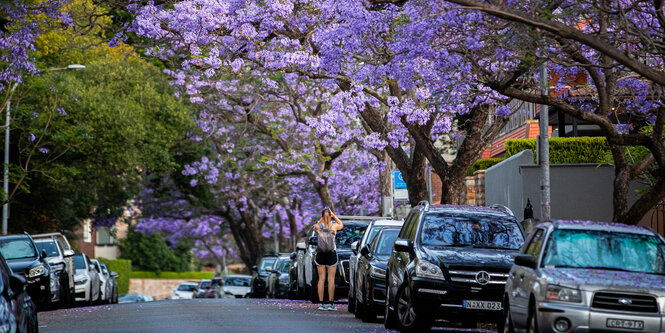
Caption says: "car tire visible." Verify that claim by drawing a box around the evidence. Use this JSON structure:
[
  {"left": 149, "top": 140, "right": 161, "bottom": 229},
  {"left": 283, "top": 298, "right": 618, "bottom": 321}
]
[
  {"left": 500, "top": 298, "right": 514, "bottom": 333},
  {"left": 354, "top": 290, "right": 363, "bottom": 319},
  {"left": 384, "top": 283, "right": 398, "bottom": 330},
  {"left": 395, "top": 283, "right": 433, "bottom": 333},
  {"left": 527, "top": 302, "right": 539, "bottom": 333},
  {"left": 347, "top": 288, "right": 355, "bottom": 313}
]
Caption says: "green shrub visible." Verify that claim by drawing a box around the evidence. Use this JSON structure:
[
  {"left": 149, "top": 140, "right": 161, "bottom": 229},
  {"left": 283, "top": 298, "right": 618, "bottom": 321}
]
[
  {"left": 466, "top": 158, "right": 506, "bottom": 176},
  {"left": 505, "top": 137, "right": 610, "bottom": 164},
  {"left": 130, "top": 271, "right": 216, "bottom": 280},
  {"left": 98, "top": 258, "right": 131, "bottom": 294}
]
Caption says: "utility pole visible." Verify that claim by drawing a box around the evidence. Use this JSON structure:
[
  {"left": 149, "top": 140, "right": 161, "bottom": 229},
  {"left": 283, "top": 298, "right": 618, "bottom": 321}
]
[
  {"left": 539, "top": 62, "right": 551, "bottom": 221},
  {"left": 272, "top": 175, "right": 278, "bottom": 253}
]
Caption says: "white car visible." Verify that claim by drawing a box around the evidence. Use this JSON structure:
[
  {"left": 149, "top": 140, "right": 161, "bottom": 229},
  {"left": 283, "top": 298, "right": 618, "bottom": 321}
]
[
  {"left": 73, "top": 253, "right": 100, "bottom": 304},
  {"left": 222, "top": 275, "right": 252, "bottom": 298},
  {"left": 90, "top": 259, "right": 111, "bottom": 303},
  {"left": 171, "top": 282, "right": 197, "bottom": 299}
]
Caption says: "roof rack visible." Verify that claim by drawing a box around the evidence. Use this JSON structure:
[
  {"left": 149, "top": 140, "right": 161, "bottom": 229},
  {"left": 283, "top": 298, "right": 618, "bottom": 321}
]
[
  {"left": 417, "top": 200, "right": 430, "bottom": 211},
  {"left": 336, "top": 215, "right": 377, "bottom": 221},
  {"left": 489, "top": 204, "right": 514, "bottom": 216}
]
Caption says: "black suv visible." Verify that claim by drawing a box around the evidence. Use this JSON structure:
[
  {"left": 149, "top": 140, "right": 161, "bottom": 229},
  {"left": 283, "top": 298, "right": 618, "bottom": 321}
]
[
  {"left": 250, "top": 255, "right": 277, "bottom": 298},
  {"left": 33, "top": 233, "right": 76, "bottom": 307},
  {"left": 384, "top": 202, "right": 525, "bottom": 332},
  {"left": 0, "top": 251, "right": 38, "bottom": 332},
  {"left": 0, "top": 234, "right": 53, "bottom": 309}
]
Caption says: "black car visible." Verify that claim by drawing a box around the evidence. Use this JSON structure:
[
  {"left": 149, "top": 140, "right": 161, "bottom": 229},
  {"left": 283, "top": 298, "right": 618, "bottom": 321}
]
[
  {"left": 0, "top": 252, "right": 38, "bottom": 332},
  {"left": 267, "top": 254, "right": 291, "bottom": 299},
  {"left": 250, "top": 255, "right": 277, "bottom": 298},
  {"left": 354, "top": 227, "right": 401, "bottom": 322},
  {"left": 0, "top": 234, "right": 53, "bottom": 309},
  {"left": 287, "top": 252, "right": 298, "bottom": 299},
  {"left": 384, "top": 202, "right": 525, "bottom": 332},
  {"left": 304, "top": 220, "right": 370, "bottom": 303}
]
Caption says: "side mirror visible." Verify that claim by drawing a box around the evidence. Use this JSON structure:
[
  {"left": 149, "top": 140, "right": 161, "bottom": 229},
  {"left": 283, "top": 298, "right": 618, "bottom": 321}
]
[
  {"left": 251, "top": 265, "right": 258, "bottom": 271},
  {"left": 111, "top": 271, "right": 119, "bottom": 279},
  {"left": 394, "top": 239, "right": 413, "bottom": 252},
  {"left": 63, "top": 249, "right": 75, "bottom": 257},
  {"left": 360, "top": 246, "right": 370, "bottom": 257},
  {"left": 296, "top": 242, "right": 306, "bottom": 251},
  {"left": 40, "top": 250, "right": 47, "bottom": 260},
  {"left": 290, "top": 252, "right": 297, "bottom": 260},
  {"left": 8, "top": 274, "right": 26, "bottom": 297},
  {"left": 514, "top": 254, "right": 538, "bottom": 269},
  {"left": 308, "top": 236, "right": 318, "bottom": 246},
  {"left": 351, "top": 241, "right": 359, "bottom": 255}
]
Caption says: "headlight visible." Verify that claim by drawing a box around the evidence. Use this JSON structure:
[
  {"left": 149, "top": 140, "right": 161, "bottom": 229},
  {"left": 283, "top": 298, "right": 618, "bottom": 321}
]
[
  {"left": 415, "top": 260, "right": 445, "bottom": 280},
  {"left": 74, "top": 275, "right": 88, "bottom": 284},
  {"left": 370, "top": 266, "right": 386, "bottom": 279},
  {"left": 546, "top": 285, "right": 582, "bottom": 303},
  {"left": 28, "top": 265, "right": 45, "bottom": 278}
]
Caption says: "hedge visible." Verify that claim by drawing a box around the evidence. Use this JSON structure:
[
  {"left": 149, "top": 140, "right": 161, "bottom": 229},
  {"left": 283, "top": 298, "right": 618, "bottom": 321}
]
[
  {"left": 130, "top": 271, "right": 215, "bottom": 280},
  {"left": 466, "top": 158, "right": 506, "bottom": 176},
  {"left": 98, "top": 258, "right": 131, "bottom": 294},
  {"left": 505, "top": 137, "right": 610, "bottom": 164}
]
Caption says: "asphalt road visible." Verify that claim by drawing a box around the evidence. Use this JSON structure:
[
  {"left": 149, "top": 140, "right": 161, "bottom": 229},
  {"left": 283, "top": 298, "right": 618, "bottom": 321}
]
[{"left": 38, "top": 299, "right": 496, "bottom": 333}]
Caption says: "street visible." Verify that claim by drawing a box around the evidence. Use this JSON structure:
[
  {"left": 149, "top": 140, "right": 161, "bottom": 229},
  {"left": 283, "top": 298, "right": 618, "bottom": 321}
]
[{"left": 38, "top": 299, "right": 495, "bottom": 333}]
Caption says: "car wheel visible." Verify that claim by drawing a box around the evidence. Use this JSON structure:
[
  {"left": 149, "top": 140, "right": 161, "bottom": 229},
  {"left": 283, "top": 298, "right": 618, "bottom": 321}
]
[
  {"left": 354, "top": 289, "right": 363, "bottom": 319},
  {"left": 309, "top": 274, "right": 319, "bottom": 304},
  {"left": 395, "top": 284, "right": 433, "bottom": 333},
  {"left": 384, "top": 283, "right": 397, "bottom": 329},
  {"left": 500, "top": 298, "right": 514, "bottom": 333},
  {"left": 527, "top": 302, "right": 539, "bottom": 333},
  {"left": 348, "top": 284, "right": 355, "bottom": 313}
]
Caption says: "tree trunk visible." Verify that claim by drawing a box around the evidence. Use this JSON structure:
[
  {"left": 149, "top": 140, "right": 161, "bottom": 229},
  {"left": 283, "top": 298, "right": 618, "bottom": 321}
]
[
  {"left": 406, "top": 146, "right": 429, "bottom": 206},
  {"left": 378, "top": 150, "right": 392, "bottom": 216}
]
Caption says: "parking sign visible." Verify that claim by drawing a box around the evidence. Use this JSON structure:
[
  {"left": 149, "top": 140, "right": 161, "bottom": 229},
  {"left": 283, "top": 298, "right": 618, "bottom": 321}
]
[{"left": 393, "top": 171, "right": 407, "bottom": 189}]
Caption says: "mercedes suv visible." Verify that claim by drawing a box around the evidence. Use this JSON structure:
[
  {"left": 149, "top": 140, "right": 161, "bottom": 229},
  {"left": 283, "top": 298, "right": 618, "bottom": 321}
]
[
  {"left": 504, "top": 220, "right": 665, "bottom": 333},
  {"left": 384, "top": 202, "right": 525, "bottom": 332}
]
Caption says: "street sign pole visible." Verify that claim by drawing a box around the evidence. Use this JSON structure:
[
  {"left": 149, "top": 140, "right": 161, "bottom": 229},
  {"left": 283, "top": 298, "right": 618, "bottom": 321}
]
[{"left": 539, "top": 62, "right": 551, "bottom": 221}]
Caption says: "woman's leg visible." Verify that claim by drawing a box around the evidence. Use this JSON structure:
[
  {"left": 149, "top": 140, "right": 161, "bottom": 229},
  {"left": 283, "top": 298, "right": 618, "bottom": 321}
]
[
  {"left": 316, "top": 265, "right": 326, "bottom": 302},
  {"left": 326, "top": 265, "right": 336, "bottom": 302}
]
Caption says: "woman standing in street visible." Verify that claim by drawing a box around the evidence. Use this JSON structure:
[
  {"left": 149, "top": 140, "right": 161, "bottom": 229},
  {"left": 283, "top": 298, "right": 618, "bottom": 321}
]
[{"left": 313, "top": 207, "right": 344, "bottom": 311}]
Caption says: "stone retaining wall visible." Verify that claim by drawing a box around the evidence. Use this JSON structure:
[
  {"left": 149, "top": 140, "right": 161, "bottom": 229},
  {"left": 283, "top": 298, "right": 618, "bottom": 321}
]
[{"left": 129, "top": 278, "right": 200, "bottom": 300}]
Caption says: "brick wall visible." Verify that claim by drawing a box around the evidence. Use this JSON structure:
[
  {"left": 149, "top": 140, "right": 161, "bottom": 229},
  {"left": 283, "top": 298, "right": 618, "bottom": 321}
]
[{"left": 129, "top": 278, "right": 200, "bottom": 300}]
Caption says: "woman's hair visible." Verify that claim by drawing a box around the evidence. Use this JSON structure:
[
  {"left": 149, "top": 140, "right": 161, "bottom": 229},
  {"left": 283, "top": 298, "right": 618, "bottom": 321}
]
[{"left": 321, "top": 207, "right": 330, "bottom": 218}]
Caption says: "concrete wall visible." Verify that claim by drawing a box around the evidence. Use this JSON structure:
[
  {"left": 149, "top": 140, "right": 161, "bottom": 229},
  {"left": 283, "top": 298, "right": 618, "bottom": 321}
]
[
  {"left": 485, "top": 150, "right": 534, "bottom": 221},
  {"left": 521, "top": 164, "right": 645, "bottom": 222},
  {"left": 129, "top": 278, "right": 200, "bottom": 300}
]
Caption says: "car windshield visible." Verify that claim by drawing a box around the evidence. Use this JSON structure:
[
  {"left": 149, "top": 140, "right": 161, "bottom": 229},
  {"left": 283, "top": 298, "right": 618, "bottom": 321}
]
[
  {"left": 275, "top": 259, "right": 290, "bottom": 273},
  {"left": 542, "top": 230, "right": 665, "bottom": 274},
  {"left": 420, "top": 213, "right": 524, "bottom": 249},
  {"left": 73, "top": 255, "right": 86, "bottom": 269},
  {"left": 35, "top": 241, "right": 60, "bottom": 257},
  {"left": 259, "top": 258, "right": 276, "bottom": 273},
  {"left": 374, "top": 229, "right": 400, "bottom": 256},
  {"left": 335, "top": 223, "right": 368, "bottom": 248},
  {"left": 225, "top": 277, "right": 250, "bottom": 287},
  {"left": 0, "top": 238, "right": 38, "bottom": 260},
  {"left": 199, "top": 281, "right": 210, "bottom": 289},
  {"left": 177, "top": 284, "right": 197, "bottom": 291}
]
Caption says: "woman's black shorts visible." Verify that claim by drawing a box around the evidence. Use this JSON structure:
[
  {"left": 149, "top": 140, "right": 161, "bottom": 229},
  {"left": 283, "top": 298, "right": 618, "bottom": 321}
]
[{"left": 315, "top": 251, "right": 338, "bottom": 267}]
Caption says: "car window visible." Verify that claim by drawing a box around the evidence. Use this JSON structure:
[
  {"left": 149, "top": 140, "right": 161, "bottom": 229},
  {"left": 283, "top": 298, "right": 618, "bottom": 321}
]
[
  {"left": 177, "top": 284, "right": 197, "bottom": 291},
  {"left": 275, "top": 259, "right": 290, "bottom": 273},
  {"left": 35, "top": 241, "right": 60, "bottom": 257},
  {"left": 224, "top": 277, "right": 250, "bottom": 287},
  {"left": 199, "top": 280, "right": 210, "bottom": 288},
  {"left": 372, "top": 229, "right": 401, "bottom": 256},
  {"left": 73, "top": 255, "right": 87, "bottom": 269},
  {"left": 259, "top": 258, "right": 276, "bottom": 273},
  {"left": 419, "top": 213, "right": 524, "bottom": 249},
  {"left": 335, "top": 223, "right": 368, "bottom": 248},
  {"left": 0, "top": 238, "right": 38, "bottom": 260},
  {"left": 542, "top": 230, "right": 665, "bottom": 274},
  {"left": 524, "top": 229, "right": 545, "bottom": 259},
  {"left": 399, "top": 212, "right": 418, "bottom": 240},
  {"left": 56, "top": 237, "right": 70, "bottom": 251},
  {"left": 363, "top": 225, "right": 382, "bottom": 247}
]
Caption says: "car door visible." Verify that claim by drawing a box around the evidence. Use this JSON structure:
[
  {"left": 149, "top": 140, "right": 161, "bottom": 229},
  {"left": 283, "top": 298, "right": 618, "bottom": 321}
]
[
  {"left": 511, "top": 228, "right": 545, "bottom": 327},
  {"left": 388, "top": 211, "right": 419, "bottom": 299}
]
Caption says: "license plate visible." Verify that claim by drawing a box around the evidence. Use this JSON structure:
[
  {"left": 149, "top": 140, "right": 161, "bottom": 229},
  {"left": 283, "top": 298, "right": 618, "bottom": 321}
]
[
  {"left": 463, "top": 300, "right": 502, "bottom": 311},
  {"left": 606, "top": 318, "right": 644, "bottom": 330}
]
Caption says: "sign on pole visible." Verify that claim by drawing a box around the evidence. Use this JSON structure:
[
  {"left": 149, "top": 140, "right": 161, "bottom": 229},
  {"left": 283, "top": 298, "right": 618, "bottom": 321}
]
[{"left": 392, "top": 171, "right": 409, "bottom": 200}]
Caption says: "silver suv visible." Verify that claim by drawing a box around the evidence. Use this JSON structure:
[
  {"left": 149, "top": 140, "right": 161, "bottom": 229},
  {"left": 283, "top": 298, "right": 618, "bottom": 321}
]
[{"left": 503, "top": 220, "right": 665, "bottom": 333}]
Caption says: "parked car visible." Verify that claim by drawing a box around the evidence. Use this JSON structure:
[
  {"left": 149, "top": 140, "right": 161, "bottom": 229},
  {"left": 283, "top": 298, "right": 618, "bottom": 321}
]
[
  {"left": 250, "top": 255, "right": 277, "bottom": 298},
  {"left": 221, "top": 275, "right": 252, "bottom": 298},
  {"left": 302, "top": 219, "right": 371, "bottom": 303},
  {"left": 118, "top": 293, "right": 153, "bottom": 303},
  {"left": 171, "top": 282, "right": 197, "bottom": 299},
  {"left": 100, "top": 262, "right": 119, "bottom": 304},
  {"left": 503, "top": 220, "right": 665, "bottom": 333},
  {"left": 90, "top": 259, "right": 111, "bottom": 303},
  {"left": 33, "top": 232, "right": 76, "bottom": 308},
  {"left": 73, "top": 253, "right": 101, "bottom": 305},
  {"left": 287, "top": 252, "right": 299, "bottom": 299},
  {"left": 193, "top": 279, "right": 211, "bottom": 298},
  {"left": 354, "top": 226, "right": 401, "bottom": 321},
  {"left": 0, "top": 252, "right": 38, "bottom": 332},
  {"left": 385, "top": 202, "right": 525, "bottom": 331},
  {"left": 0, "top": 233, "right": 53, "bottom": 309},
  {"left": 348, "top": 219, "right": 403, "bottom": 312},
  {"left": 267, "top": 253, "right": 292, "bottom": 299},
  {"left": 209, "top": 277, "right": 223, "bottom": 298}
]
